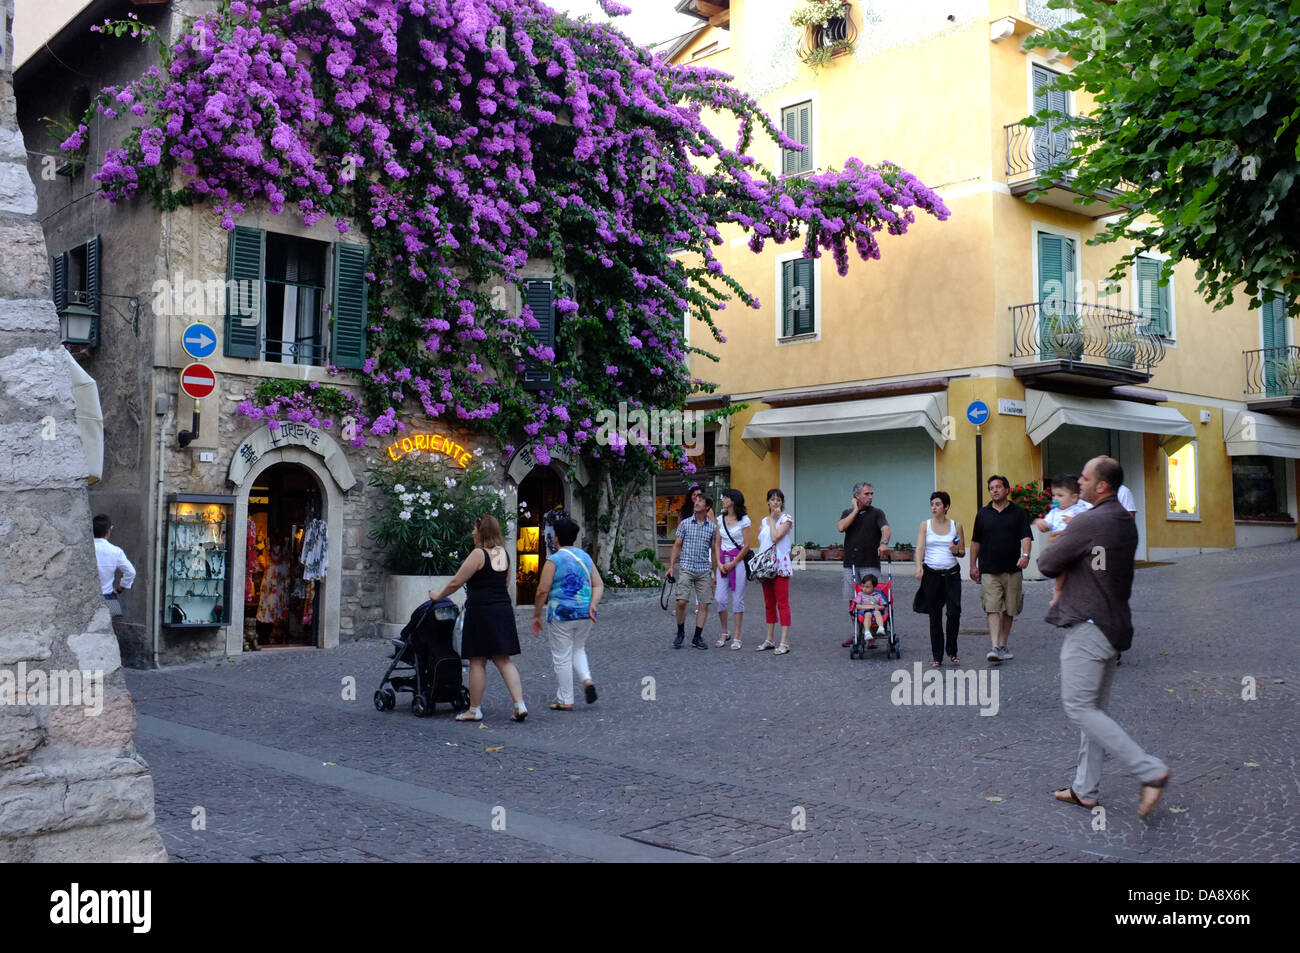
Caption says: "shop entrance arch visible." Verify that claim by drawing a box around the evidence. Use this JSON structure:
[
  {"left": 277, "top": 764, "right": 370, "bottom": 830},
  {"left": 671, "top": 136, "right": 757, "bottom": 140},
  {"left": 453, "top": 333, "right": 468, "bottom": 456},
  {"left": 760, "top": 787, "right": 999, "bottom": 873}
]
[
  {"left": 244, "top": 462, "right": 324, "bottom": 648},
  {"left": 515, "top": 465, "right": 565, "bottom": 605}
]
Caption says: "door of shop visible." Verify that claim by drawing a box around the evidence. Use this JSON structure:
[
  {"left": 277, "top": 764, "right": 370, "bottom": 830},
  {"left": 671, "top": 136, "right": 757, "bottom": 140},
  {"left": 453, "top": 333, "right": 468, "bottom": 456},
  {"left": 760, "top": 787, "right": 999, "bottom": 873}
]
[
  {"left": 245, "top": 462, "right": 324, "bottom": 648},
  {"left": 516, "top": 466, "right": 564, "bottom": 605}
]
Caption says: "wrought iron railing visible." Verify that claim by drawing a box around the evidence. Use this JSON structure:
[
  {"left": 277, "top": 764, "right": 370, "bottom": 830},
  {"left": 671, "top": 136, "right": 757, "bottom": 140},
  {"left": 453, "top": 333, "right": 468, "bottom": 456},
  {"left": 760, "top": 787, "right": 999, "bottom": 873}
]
[
  {"left": 1244, "top": 345, "right": 1300, "bottom": 399},
  {"left": 1005, "top": 122, "right": 1073, "bottom": 180},
  {"left": 797, "top": 4, "right": 859, "bottom": 64},
  {"left": 263, "top": 337, "right": 327, "bottom": 366},
  {"left": 1009, "top": 301, "right": 1165, "bottom": 371}
]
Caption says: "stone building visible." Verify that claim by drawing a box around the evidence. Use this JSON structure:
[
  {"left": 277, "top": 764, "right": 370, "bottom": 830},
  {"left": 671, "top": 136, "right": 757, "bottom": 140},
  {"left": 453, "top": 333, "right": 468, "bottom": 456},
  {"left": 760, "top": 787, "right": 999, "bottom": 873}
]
[
  {"left": 1, "top": 0, "right": 165, "bottom": 860},
  {"left": 15, "top": 0, "right": 654, "bottom": 667}
]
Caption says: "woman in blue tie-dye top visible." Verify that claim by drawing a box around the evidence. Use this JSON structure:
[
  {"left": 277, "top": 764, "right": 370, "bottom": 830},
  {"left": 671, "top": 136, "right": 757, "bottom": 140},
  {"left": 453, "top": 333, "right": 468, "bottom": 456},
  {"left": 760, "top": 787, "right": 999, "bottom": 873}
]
[{"left": 531, "top": 515, "right": 604, "bottom": 710}]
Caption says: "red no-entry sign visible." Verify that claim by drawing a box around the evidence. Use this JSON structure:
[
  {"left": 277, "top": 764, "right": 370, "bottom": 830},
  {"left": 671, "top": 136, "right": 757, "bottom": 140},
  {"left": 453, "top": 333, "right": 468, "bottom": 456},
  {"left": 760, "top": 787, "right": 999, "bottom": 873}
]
[{"left": 180, "top": 363, "right": 217, "bottom": 400}]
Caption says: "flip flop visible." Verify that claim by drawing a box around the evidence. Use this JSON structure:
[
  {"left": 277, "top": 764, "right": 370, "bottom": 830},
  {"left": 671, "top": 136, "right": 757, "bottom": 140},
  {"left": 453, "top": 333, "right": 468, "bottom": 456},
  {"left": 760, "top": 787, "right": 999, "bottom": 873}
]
[
  {"left": 1053, "top": 787, "right": 1099, "bottom": 810},
  {"left": 1137, "top": 772, "right": 1171, "bottom": 819}
]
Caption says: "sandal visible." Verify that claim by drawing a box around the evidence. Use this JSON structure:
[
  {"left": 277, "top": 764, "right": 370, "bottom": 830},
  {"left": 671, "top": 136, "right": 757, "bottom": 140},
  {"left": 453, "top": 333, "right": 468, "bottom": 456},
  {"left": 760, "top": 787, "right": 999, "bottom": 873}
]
[
  {"left": 756, "top": 640, "right": 776, "bottom": 651},
  {"left": 1053, "top": 787, "right": 1099, "bottom": 810},
  {"left": 715, "top": 635, "right": 731, "bottom": 648},
  {"left": 512, "top": 704, "right": 528, "bottom": 723},
  {"left": 455, "top": 708, "right": 482, "bottom": 722},
  {"left": 730, "top": 639, "right": 743, "bottom": 650},
  {"left": 931, "top": 661, "right": 942, "bottom": 669},
  {"left": 949, "top": 656, "right": 961, "bottom": 665},
  {"left": 549, "top": 701, "right": 574, "bottom": 711},
  {"left": 774, "top": 643, "right": 790, "bottom": 655},
  {"left": 1137, "top": 771, "right": 1171, "bottom": 819}
]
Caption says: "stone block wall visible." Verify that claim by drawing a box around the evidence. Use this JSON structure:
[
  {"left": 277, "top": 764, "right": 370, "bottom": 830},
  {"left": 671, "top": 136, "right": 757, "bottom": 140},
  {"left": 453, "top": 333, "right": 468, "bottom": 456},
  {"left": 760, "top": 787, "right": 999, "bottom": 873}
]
[{"left": 0, "top": 0, "right": 166, "bottom": 860}]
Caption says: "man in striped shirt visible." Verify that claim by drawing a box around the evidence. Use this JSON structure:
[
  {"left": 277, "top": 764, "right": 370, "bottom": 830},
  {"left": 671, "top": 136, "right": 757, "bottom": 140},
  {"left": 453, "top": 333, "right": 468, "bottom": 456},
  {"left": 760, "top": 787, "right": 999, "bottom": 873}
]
[{"left": 666, "top": 493, "right": 718, "bottom": 649}]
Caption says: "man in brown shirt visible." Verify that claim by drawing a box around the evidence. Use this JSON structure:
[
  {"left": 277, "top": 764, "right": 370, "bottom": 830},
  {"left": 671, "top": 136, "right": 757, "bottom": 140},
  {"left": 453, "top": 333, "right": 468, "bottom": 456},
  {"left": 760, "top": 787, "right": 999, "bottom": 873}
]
[{"left": 1037, "top": 456, "right": 1170, "bottom": 820}]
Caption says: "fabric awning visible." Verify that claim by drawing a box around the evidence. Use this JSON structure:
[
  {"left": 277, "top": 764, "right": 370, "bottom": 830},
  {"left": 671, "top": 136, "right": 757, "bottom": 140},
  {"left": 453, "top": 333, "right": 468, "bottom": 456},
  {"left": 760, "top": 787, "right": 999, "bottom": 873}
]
[
  {"left": 1024, "top": 389, "right": 1194, "bottom": 449},
  {"left": 60, "top": 346, "right": 103, "bottom": 484},
  {"left": 1223, "top": 410, "right": 1300, "bottom": 459},
  {"left": 741, "top": 391, "right": 950, "bottom": 453}
]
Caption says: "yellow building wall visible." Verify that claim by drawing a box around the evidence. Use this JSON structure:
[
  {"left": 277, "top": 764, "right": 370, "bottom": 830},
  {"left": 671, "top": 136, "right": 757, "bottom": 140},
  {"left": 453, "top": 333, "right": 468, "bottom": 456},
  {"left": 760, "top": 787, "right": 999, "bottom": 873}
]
[{"left": 726, "top": 401, "right": 782, "bottom": 517}]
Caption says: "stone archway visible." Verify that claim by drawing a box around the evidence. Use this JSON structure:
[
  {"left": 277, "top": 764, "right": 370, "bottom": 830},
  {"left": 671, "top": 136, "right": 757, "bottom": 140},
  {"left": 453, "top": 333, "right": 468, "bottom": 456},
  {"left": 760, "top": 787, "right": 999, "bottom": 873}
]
[{"left": 225, "top": 427, "right": 355, "bottom": 653}]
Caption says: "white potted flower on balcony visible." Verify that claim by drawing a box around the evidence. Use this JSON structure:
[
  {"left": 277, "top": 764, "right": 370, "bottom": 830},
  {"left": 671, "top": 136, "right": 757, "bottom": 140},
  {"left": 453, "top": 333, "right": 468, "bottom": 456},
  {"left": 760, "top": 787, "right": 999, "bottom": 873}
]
[
  {"left": 792, "top": 1, "right": 853, "bottom": 64},
  {"left": 1044, "top": 312, "right": 1084, "bottom": 361}
]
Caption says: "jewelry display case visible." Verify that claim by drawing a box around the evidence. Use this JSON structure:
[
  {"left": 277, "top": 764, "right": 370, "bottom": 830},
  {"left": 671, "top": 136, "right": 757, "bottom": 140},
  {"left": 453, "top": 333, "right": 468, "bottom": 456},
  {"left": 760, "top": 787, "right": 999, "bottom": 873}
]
[{"left": 163, "top": 494, "right": 235, "bottom": 628}]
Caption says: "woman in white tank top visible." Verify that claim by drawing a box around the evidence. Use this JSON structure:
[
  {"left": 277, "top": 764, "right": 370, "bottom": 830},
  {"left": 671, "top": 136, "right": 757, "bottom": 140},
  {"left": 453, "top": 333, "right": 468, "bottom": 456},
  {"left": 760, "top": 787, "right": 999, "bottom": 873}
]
[{"left": 912, "top": 491, "right": 965, "bottom": 668}]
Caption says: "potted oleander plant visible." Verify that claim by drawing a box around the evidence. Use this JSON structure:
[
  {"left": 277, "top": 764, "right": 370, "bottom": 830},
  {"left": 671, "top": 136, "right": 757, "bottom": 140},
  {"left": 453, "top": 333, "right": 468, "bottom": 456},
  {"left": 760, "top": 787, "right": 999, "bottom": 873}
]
[{"left": 371, "top": 449, "right": 513, "bottom": 625}]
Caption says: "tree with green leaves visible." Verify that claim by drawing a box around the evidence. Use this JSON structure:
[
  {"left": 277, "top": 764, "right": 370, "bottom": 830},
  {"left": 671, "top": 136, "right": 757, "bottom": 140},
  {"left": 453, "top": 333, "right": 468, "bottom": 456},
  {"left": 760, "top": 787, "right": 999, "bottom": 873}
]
[{"left": 1028, "top": 0, "right": 1299, "bottom": 314}]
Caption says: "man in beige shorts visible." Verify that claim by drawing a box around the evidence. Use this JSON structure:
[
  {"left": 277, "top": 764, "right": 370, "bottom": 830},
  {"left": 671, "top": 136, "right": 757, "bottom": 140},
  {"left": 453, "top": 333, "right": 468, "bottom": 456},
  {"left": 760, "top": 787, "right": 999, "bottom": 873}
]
[
  {"left": 969, "top": 475, "right": 1032, "bottom": 663},
  {"left": 666, "top": 493, "right": 719, "bottom": 650}
]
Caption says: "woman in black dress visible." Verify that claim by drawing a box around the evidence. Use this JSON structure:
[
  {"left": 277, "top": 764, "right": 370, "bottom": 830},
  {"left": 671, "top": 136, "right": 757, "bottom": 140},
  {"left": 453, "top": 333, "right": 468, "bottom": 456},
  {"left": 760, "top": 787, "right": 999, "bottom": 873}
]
[{"left": 429, "top": 514, "right": 527, "bottom": 722}]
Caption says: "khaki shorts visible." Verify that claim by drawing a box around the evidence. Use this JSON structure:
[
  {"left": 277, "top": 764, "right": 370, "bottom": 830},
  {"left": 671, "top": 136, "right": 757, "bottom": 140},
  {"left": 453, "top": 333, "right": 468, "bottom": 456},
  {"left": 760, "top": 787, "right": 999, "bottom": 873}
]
[
  {"left": 980, "top": 571, "right": 1024, "bottom": 616},
  {"left": 675, "top": 569, "right": 713, "bottom": 608}
]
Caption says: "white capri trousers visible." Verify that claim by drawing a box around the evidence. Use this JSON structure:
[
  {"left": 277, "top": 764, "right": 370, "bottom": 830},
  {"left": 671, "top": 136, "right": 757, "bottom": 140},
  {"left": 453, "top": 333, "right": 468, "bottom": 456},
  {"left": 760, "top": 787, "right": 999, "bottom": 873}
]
[
  {"left": 715, "top": 567, "right": 745, "bottom": 613},
  {"left": 547, "top": 617, "right": 593, "bottom": 706}
]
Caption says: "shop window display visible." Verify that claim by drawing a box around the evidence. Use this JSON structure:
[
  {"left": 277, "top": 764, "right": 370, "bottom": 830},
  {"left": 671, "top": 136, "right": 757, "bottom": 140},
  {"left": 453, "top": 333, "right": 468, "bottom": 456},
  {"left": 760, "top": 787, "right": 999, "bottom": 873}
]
[
  {"left": 163, "top": 495, "right": 235, "bottom": 628},
  {"left": 1166, "top": 442, "right": 1199, "bottom": 518}
]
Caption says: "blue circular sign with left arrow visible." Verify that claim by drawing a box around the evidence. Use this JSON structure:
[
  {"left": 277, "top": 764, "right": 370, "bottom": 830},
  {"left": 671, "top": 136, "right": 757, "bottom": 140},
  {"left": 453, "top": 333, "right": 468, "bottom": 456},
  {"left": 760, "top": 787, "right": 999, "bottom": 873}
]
[
  {"left": 966, "top": 400, "right": 990, "bottom": 426},
  {"left": 181, "top": 323, "right": 218, "bottom": 360}
]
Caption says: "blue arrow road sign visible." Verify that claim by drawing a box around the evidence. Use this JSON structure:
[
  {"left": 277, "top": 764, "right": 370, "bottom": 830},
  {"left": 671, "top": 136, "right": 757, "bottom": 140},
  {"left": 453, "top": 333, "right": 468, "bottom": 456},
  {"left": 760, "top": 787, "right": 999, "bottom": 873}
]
[
  {"left": 966, "top": 400, "right": 990, "bottom": 426},
  {"left": 181, "top": 323, "right": 218, "bottom": 360}
]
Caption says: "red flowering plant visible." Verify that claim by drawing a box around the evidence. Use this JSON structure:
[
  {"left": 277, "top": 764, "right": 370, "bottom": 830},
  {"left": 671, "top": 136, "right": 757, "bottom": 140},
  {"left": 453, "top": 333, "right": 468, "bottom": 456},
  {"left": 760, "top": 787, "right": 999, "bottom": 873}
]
[
  {"left": 77, "top": 0, "right": 948, "bottom": 568},
  {"left": 1010, "top": 481, "right": 1053, "bottom": 521}
]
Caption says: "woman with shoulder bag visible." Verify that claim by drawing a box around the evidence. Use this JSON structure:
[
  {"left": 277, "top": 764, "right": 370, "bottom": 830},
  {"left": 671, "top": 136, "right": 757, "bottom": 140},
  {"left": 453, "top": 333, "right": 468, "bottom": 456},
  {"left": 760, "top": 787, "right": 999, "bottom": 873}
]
[
  {"left": 713, "top": 489, "right": 751, "bottom": 649},
  {"left": 754, "top": 489, "right": 795, "bottom": 655},
  {"left": 912, "top": 490, "right": 965, "bottom": 669}
]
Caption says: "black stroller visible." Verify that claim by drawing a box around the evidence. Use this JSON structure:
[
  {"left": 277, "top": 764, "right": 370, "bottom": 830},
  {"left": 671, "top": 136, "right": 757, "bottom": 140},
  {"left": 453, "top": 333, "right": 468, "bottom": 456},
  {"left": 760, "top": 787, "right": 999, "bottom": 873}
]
[{"left": 374, "top": 598, "right": 471, "bottom": 716}]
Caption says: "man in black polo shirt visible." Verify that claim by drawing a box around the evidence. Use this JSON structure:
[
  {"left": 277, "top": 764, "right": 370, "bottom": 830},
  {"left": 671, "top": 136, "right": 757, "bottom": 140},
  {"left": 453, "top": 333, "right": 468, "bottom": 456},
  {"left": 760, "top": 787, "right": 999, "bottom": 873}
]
[
  {"left": 970, "top": 475, "right": 1032, "bottom": 664},
  {"left": 836, "top": 482, "right": 891, "bottom": 647}
]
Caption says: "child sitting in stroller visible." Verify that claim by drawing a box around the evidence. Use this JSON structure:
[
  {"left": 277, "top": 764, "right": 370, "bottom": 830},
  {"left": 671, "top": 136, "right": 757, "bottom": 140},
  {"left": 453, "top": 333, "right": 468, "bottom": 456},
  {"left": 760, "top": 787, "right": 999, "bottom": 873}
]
[{"left": 851, "top": 573, "right": 888, "bottom": 649}]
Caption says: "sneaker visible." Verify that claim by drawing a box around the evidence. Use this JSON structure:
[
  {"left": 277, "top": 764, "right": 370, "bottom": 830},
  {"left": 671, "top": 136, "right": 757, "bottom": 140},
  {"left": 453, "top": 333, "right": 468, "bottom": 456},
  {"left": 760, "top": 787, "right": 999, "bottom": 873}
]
[
  {"left": 987, "top": 647, "right": 1001, "bottom": 663},
  {"left": 692, "top": 636, "right": 709, "bottom": 650},
  {"left": 998, "top": 645, "right": 1014, "bottom": 661},
  {"left": 673, "top": 633, "right": 685, "bottom": 649}
]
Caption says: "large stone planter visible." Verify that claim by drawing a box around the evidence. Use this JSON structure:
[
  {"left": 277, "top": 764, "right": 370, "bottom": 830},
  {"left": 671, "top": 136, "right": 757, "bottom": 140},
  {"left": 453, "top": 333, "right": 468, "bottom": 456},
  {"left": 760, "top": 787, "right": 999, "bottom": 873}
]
[{"left": 384, "top": 574, "right": 464, "bottom": 625}]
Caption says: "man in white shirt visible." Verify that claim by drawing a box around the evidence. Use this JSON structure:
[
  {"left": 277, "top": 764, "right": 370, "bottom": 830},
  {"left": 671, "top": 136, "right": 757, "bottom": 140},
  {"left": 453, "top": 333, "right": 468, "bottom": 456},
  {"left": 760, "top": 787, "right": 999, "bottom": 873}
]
[
  {"left": 93, "top": 514, "right": 136, "bottom": 615},
  {"left": 1116, "top": 484, "right": 1137, "bottom": 515}
]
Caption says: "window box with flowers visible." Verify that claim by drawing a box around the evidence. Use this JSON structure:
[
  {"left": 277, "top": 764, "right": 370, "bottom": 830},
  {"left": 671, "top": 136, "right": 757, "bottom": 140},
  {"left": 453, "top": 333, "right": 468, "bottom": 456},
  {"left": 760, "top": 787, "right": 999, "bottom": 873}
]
[
  {"left": 792, "top": 1, "right": 856, "bottom": 68},
  {"left": 371, "top": 449, "right": 513, "bottom": 625}
]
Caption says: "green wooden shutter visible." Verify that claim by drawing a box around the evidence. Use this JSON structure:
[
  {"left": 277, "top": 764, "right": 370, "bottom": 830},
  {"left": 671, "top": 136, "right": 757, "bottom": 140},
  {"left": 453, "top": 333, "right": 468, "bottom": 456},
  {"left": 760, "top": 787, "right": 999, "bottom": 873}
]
[
  {"left": 1262, "top": 292, "right": 1288, "bottom": 396},
  {"left": 331, "top": 241, "right": 369, "bottom": 369},
  {"left": 522, "top": 279, "right": 555, "bottom": 391},
  {"left": 1136, "top": 257, "right": 1168, "bottom": 336},
  {"left": 1032, "top": 65, "right": 1070, "bottom": 168},
  {"left": 793, "top": 258, "right": 814, "bottom": 334},
  {"left": 1037, "top": 232, "right": 1065, "bottom": 356},
  {"left": 52, "top": 251, "right": 68, "bottom": 312},
  {"left": 781, "top": 260, "right": 795, "bottom": 336},
  {"left": 85, "top": 235, "right": 101, "bottom": 316},
  {"left": 224, "top": 226, "right": 264, "bottom": 359},
  {"left": 797, "top": 102, "right": 813, "bottom": 173},
  {"left": 781, "top": 106, "right": 798, "bottom": 176}
]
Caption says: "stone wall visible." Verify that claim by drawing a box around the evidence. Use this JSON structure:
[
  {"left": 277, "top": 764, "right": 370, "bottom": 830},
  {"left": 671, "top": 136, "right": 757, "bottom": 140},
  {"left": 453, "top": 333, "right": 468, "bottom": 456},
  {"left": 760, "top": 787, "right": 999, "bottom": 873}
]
[{"left": 0, "top": 0, "right": 166, "bottom": 860}]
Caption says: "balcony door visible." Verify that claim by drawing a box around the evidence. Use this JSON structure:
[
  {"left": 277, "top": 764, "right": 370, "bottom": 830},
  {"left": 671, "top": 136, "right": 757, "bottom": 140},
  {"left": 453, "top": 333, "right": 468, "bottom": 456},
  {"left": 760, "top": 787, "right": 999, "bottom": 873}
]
[
  {"left": 1037, "top": 231, "right": 1077, "bottom": 359},
  {"left": 1032, "top": 65, "right": 1070, "bottom": 171}
]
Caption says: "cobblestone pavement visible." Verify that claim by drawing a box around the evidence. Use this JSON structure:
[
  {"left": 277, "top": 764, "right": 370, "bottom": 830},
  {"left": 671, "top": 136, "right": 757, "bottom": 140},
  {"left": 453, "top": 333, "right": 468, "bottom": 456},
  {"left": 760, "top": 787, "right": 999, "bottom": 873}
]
[{"left": 127, "top": 542, "right": 1300, "bottom": 862}]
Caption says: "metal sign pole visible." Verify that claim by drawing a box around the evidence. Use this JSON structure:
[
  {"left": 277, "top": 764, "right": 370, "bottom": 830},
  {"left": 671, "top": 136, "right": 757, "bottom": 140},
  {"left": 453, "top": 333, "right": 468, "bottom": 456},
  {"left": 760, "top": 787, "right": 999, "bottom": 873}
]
[{"left": 975, "top": 424, "right": 983, "bottom": 512}]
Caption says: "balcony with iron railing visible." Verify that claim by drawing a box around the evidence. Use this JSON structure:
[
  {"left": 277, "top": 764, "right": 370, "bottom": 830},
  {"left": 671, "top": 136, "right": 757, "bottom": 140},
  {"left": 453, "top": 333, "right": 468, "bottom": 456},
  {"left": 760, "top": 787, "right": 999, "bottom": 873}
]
[
  {"left": 1004, "top": 123, "right": 1128, "bottom": 218},
  {"left": 1009, "top": 300, "right": 1166, "bottom": 388},
  {"left": 263, "top": 338, "right": 327, "bottom": 367},
  {"left": 1244, "top": 345, "right": 1300, "bottom": 416}
]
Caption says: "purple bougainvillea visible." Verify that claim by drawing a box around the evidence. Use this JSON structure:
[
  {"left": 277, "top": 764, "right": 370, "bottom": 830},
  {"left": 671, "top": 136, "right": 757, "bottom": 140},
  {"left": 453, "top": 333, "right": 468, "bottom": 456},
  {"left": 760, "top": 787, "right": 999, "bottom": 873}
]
[{"left": 82, "top": 0, "right": 946, "bottom": 527}]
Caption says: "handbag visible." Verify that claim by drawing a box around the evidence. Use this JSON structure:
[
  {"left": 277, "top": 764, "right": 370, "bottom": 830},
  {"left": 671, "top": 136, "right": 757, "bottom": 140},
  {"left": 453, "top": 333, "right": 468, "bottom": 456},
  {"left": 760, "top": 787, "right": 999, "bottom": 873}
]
[{"left": 750, "top": 546, "right": 779, "bottom": 580}]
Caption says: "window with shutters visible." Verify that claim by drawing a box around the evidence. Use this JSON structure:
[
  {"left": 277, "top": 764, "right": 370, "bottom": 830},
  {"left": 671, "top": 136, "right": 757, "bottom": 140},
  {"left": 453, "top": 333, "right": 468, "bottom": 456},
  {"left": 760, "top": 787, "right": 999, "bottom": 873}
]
[
  {"left": 780, "top": 101, "right": 813, "bottom": 177},
  {"left": 778, "top": 256, "right": 816, "bottom": 341},
  {"left": 223, "top": 226, "right": 369, "bottom": 369},
  {"left": 1134, "top": 254, "right": 1173, "bottom": 340},
  {"left": 52, "top": 236, "right": 101, "bottom": 348}
]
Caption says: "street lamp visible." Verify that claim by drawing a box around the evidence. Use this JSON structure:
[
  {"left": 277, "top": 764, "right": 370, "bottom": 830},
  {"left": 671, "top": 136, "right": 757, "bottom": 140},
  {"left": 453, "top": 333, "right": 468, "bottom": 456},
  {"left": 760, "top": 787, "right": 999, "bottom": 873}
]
[{"left": 59, "top": 304, "right": 99, "bottom": 348}]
